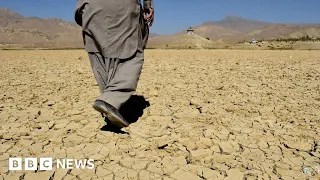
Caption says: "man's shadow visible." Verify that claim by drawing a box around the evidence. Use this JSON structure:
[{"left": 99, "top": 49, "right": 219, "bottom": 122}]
[{"left": 101, "top": 95, "right": 150, "bottom": 133}]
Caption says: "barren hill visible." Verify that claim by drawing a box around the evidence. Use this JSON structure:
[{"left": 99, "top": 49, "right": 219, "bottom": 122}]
[
  {"left": 0, "top": 8, "right": 82, "bottom": 48},
  {"left": 0, "top": 8, "right": 23, "bottom": 19}
]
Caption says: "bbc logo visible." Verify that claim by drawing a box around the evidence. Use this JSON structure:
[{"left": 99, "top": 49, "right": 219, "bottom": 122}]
[
  {"left": 9, "top": 158, "right": 95, "bottom": 171},
  {"left": 9, "top": 158, "right": 53, "bottom": 171}
]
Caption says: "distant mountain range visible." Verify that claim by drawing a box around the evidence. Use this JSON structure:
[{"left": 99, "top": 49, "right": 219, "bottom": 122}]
[
  {"left": 202, "top": 16, "right": 320, "bottom": 40},
  {"left": 1, "top": 8, "right": 320, "bottom": 48},
  {"left": 148, "top": 16, "right": 320, "bottom": 48}
]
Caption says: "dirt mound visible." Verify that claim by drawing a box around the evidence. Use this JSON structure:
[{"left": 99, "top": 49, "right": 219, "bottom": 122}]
[{"left": 165, "top": 34, "right": 216, "bottom": 49}]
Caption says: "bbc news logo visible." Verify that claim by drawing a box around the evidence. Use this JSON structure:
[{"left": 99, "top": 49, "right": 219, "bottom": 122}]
[{"left": 9, "top": 158, "right": 95, "bottom": 171}]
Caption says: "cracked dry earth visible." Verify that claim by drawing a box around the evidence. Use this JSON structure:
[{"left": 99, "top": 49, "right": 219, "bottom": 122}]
[{"left": 0, "top": 49, "right": 320, "bottom": 180}]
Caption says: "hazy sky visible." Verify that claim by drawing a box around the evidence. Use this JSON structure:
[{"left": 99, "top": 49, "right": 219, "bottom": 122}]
[{"left": 1, "top": 0, "right": 319, "bottom": 34}]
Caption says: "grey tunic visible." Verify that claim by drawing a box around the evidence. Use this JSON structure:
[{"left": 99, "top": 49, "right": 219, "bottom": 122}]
[{"left": 75, "top": 0, "right": 152, "bottom": 59}]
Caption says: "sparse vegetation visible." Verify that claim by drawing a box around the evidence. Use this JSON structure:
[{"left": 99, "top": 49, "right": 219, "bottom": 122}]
[
  {"left": 145, "top": 47, "right": 156, "bottom": 49},
  {"left": 238, "top": 36, "right": 320, "bottom": 45},
  {"left": 274, "top": 35, "right": 320, "bottom": 42}
]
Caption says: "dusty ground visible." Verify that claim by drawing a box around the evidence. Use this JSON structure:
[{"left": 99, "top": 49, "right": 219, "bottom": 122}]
[{"left": 0, "top": 50, "right": 319, "bottom": 180}]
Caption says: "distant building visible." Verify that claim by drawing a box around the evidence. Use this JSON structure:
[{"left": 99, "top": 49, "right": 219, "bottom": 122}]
[
  {"left": 251, "top": 39, "right": 258, "bottom": 44},
  {"left": 187, "top": 27, "right": 194, "bottom": 35}
]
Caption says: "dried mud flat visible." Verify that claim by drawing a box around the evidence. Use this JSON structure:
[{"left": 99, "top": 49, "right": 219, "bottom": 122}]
[{"left": 0, "top": 49, "right": 319, "bottom": 180}]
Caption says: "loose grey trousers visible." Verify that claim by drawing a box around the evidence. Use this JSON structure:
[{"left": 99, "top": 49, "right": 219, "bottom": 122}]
[{"left": 88, "top": 50, "right": 144, "bottom": 110}]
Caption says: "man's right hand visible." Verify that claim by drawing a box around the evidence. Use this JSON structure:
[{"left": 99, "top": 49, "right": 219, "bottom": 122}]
[{"left": 144, "top": 8, "right": 154, "bottom": 27}]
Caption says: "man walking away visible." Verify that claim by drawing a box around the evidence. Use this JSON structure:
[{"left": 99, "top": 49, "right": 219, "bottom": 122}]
[{"left": 74, "top": 0, "right": 154, "bottom": 128}]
